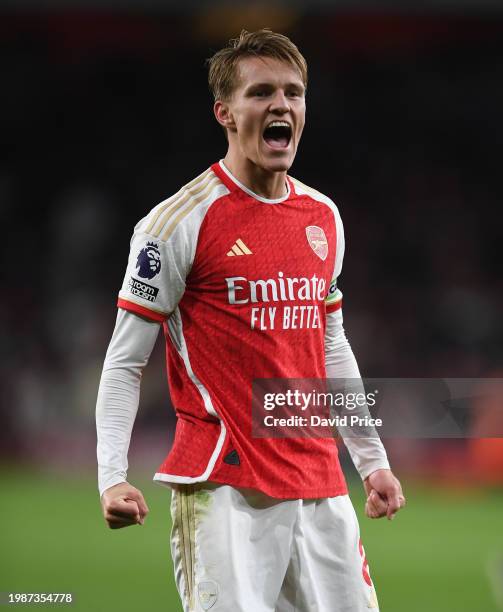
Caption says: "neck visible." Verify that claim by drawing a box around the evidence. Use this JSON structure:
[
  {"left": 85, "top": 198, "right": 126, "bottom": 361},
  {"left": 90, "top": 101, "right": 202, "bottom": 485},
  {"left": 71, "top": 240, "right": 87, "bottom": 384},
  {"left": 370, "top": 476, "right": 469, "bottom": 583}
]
[{"left": 223, "top": 152, "right": 287, "bottom": 200}]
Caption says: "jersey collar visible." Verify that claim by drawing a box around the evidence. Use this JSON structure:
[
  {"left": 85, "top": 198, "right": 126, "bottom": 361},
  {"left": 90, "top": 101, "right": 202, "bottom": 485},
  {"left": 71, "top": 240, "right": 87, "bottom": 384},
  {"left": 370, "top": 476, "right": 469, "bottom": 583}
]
[{"left": 213, "top": 160, "right": 292, "bottom": 204}]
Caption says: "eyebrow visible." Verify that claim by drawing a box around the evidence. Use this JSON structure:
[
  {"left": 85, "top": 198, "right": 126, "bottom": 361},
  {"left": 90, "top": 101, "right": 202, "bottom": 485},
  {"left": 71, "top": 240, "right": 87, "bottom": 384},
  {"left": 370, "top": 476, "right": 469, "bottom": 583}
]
[{"left": 245, "top": 82, "right": 305, "bottom": 92}]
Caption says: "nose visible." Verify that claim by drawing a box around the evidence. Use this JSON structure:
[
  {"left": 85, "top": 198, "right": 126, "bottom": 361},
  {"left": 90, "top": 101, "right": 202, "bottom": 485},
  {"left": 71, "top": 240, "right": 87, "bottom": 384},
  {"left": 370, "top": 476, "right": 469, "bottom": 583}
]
[{"left": 269, "top": 89, "right": 290, "bottom": 114}]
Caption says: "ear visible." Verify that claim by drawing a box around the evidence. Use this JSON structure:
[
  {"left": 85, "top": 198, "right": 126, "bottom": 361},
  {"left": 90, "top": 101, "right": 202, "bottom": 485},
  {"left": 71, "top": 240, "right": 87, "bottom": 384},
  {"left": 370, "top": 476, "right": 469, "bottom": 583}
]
[{"left": 214, "top": 100, "right": 236, "bottom": 131}]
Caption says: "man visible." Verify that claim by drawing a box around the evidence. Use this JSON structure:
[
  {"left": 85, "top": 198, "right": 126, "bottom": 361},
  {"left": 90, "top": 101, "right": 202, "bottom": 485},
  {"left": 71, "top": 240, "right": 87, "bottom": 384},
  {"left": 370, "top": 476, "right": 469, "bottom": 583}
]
[{"left": 96, "top": 29, "right": 405, "bottom": 611}]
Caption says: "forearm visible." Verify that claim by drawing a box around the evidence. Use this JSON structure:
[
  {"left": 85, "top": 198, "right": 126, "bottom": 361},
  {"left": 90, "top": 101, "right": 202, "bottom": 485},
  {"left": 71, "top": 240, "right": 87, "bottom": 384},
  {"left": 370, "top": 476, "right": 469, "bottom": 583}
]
[
  {"left": 96, "top": 309, "right": 160, "bottom": 496},
  {"left": 96, "top": 367, "right": 141, "bottom": 496},
  {"left": 325, "top": 309, "right": 390, "bottom": 479}
]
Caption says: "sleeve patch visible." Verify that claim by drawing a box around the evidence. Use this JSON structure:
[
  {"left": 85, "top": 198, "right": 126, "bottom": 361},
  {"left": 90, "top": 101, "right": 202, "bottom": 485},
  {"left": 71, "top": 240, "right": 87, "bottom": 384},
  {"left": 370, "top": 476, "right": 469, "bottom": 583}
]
[
  {"left": 118, "top": 229, "right": 187, "bottom": 317},
  {"left": 325, "top": 278, "right": 343, "bottom": 305},
  {"left": 135, "top": 242, "right": 161, "bottom": 280},
  {"left": 127, "top": 276, "right": 159, "bottom": 303}
]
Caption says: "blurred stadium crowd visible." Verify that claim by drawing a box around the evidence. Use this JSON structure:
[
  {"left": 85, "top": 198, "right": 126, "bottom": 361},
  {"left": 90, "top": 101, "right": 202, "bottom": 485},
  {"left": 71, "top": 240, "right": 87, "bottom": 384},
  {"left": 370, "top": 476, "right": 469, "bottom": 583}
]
[{"left": 1, "top": 10, "right": 502, "bottom": 480}]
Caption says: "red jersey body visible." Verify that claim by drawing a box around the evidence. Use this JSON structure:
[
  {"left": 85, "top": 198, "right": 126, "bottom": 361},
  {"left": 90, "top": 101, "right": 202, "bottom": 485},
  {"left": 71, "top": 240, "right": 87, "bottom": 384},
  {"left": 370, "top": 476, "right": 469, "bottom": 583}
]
[{"left": 118, "top": 161, "right": 346, "bottom": 498}]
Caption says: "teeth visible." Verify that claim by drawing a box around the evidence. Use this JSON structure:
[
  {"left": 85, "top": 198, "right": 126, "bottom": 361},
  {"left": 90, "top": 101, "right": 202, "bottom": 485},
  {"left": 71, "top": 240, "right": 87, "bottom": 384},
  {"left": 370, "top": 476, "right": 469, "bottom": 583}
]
[{"left": 266, "top": 121, "right": 291, "bottom": 129}]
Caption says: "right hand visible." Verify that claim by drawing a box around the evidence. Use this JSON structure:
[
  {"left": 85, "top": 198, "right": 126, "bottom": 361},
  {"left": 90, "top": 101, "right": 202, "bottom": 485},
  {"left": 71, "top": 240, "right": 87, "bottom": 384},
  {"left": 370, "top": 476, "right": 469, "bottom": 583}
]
[{"left": 101, "top": 482, "right": 149, "bottom": 529}]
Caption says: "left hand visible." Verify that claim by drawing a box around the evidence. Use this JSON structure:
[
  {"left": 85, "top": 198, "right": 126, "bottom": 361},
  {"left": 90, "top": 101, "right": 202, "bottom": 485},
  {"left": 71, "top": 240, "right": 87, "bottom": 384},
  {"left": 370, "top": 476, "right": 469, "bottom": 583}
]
[{"left": 363, "top": 469, "right": 406, "bottom": 520}]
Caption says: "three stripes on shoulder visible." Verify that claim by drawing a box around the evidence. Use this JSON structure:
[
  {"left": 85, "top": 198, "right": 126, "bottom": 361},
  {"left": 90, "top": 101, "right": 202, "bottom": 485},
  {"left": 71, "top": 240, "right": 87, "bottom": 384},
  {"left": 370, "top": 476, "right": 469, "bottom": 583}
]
[{"left": 144, "top": 169, "right": 223, "bottom": 241}]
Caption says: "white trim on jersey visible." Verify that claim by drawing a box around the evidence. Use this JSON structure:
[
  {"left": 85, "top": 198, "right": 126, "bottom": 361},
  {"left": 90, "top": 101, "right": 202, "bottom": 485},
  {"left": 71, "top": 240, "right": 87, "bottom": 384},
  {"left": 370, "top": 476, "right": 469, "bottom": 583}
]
[
  {"left": 153, "top": 425, "right": 226, "bottom": 485},
  {"left": 154, "top": 307, "right": 227, "bottom": 485},
  {"left": 166, "top": 308, "right": 219, "bottom": 419},
  {"left": 219, "top": 159, "right": 291, "bottom": 204}
]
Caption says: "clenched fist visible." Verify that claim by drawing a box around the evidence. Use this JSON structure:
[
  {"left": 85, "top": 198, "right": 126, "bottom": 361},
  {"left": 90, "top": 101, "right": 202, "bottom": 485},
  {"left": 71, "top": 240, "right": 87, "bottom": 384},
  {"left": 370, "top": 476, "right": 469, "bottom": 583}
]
[
  {"left": 363, "top": 469, "right": 406, "bottom": 520},
  {"left": 101, "top": 482, "right": 149, "bottom": 529}
]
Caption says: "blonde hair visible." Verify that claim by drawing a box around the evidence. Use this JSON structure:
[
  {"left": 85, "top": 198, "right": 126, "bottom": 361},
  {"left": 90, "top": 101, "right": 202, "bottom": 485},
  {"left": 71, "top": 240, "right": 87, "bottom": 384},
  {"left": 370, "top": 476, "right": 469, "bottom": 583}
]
[{"left": 207, "top": 29, "right": 308, "bottom": 101}]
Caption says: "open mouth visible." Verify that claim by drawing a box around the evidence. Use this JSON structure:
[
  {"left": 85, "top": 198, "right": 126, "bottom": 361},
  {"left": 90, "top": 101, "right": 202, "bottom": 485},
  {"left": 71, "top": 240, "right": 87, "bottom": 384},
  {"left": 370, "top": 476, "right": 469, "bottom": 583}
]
[{"left": 263, "top": 121, "right": 292, "bottom": 149}]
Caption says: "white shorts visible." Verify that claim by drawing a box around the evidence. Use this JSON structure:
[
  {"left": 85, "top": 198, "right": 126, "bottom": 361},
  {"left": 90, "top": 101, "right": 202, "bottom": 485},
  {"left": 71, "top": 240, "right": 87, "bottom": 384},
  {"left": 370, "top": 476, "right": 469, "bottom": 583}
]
[{"left": 169, "top": 483, "right": 379, "bottom": 612}]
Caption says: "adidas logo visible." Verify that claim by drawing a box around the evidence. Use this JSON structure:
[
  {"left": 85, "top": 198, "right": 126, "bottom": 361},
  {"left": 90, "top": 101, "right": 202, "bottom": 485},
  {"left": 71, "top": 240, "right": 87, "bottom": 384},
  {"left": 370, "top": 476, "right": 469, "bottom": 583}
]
[{"left": 227, "top": 239, "right": 252, "bottom": 257}]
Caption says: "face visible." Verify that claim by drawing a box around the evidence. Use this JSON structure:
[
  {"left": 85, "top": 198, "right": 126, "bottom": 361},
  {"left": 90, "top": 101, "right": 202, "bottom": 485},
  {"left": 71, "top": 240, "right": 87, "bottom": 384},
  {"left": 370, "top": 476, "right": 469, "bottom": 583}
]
[{"left": 215, "top": 56, "right": 306, "bottom": 173}]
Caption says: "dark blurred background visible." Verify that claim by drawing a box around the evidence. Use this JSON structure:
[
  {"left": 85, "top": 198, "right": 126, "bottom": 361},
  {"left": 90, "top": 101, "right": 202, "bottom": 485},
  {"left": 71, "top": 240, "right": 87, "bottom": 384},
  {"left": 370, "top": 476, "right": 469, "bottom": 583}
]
[{"left": 1, "top": 3, "right": 502, "bottom": 611}]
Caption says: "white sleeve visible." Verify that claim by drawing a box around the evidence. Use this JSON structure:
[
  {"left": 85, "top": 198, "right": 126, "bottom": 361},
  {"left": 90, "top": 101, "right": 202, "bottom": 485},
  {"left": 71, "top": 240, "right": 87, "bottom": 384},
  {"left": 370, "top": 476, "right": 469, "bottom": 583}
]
[
  {"left": 325, "top": 308, "right": 390, "bottom": 480},
  {"left": 96, "top": 309, "right": 160, "bottom": 496},
  {"left": 324, "top": 202, "right": 344, "bottom": 313},
  {"left": 117, "top": 224, "right": 193, "bottom": 322},
  {"left": 117, "top": 170, "right": 226, "bottom": 322}
]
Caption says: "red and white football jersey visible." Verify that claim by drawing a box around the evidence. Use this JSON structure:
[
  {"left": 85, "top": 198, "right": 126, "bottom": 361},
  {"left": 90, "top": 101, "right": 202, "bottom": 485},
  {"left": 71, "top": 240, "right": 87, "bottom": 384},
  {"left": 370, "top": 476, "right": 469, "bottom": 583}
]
[{"left": 118, "top": 161, "right": 346, "bottom": 498}]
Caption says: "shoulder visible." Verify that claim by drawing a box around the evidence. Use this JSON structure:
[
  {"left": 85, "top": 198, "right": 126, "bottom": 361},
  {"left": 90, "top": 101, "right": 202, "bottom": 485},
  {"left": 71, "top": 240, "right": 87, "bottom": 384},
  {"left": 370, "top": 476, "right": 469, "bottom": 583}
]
[
  {"left": 134, "top": 166, "right": 229, "bottom": 242},
  {"left": 289, "top": 175, "right": 342, "bottom": 221}
]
